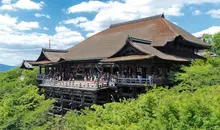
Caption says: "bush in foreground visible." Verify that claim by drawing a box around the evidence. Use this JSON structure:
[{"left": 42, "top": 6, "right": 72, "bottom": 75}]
[{"left": 63, "top": 85, "right": 220, "bottom": 130}]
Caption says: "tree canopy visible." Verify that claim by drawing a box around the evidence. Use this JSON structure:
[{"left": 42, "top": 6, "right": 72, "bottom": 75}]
[
  {"left": 212, "top": 32, "right": 220, "bottom": 55},
  {"left": 0, "top": 57, "right": 219, "bottom": 130},
  {"left": 0, "top": 68, "right": 56, "bottom": 130}
]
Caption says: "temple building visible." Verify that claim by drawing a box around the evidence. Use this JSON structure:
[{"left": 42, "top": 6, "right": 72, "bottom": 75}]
[{"left": 23, "top": 14, "right": 211, "bottom": 114}]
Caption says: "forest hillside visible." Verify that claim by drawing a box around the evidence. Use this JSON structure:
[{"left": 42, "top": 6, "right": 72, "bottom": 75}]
[{"left": 0, "top": 57, "right": 219, "bottom": 130}]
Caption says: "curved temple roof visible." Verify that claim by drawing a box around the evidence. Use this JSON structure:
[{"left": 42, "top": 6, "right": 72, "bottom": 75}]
[
  {"left": 36, "top": 48, "right": 67, "bottom": 63},
  {"left": 101, "top": 38, "right": 193, "bottom": 62},
  {"left": 63, "top": 14, "right": 210, "bottom": 62}
]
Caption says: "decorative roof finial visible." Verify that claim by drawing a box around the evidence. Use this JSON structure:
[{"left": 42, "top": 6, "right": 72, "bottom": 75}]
[{"left": 161, "top": 13, "right": 165, "bottom": 18}]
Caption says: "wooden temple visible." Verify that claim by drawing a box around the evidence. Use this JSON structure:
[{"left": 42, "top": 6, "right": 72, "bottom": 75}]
[{"left": 22, "top": 14, "right": 210, "bottom": 114}]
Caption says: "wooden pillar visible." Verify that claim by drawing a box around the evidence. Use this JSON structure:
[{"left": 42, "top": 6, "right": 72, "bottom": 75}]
[
  {"left": 147, "top": 65, "right": 152, "bottom": 75},
  {"left": 162, "top": 64, "right": 167, "bottom": 77},
  {"left": 82, "top": 64, "right": 85, "bottom": 79},
  {"left": 59, "top": 64, "right": 62, "bottom": 80},
  {"left": 44, "top": 66, "right": 47, "bottom": 74},
  {"left": 132, "top": 65, "right": 137, "bottom": 78},
  {"left": 51, "top": 66, "right": 54, "bottom": 76},
  {"left": 67, "top": 62, "right": 70, "bottom": 79},
  {"left": 142, "top": 67, "right": 146, "bottom": 78},
  {"left": 39, "top": 66, "right": 42, "bottom": 74},
  {"left": 60, "top": 93, "right": 64, "bottom": 115},
  {"left": 90, "top": 64, "right": 93, "bottom": 76},
  {"left": 111, "top": 65, "right": 114, "bottom": 75},
  {"left": 81, "top": 91, "right": 85, "bottom": 107},
  {"left": 93, "top": 92, "right": 97, "bottom": 104},
  {"left": 132, "top": 87, "right": 137, "bottom": 98},
  {"left": 71, "top": 90, "right": 74, "bottom": 109}
]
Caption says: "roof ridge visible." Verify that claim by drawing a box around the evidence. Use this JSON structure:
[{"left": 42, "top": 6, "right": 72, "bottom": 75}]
[
  {"left": 109, "top": 14, "right": 164, "bottom": 28},
  {"left": 42, "top": 48, "right": 68, "bottom": 53}
]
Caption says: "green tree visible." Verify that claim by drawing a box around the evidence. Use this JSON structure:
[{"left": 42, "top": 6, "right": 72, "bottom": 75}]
[
  {"left": 212, "top": 32, "right": 220, "bottom": 55},
  {"left": 62, "top": 58, "right": 220, "bottom": 130},
  {"left": 203, "top": 33, "right": 213, "bottom": 44},
  {"left": 0, "top": 68, "right": 56, "bottom": 130},
  {"left": 174, "top": 58, "right": 220, "bottom": 90}
]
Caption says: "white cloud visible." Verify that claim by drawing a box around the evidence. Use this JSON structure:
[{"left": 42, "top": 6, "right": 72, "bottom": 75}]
[
  {"left": 63, "top": 17, "right": 88, "bottom": 24},
  {"left": 2, "top": 0, "right": 12, "bottom": 4},
  {"left": 14, "top": 0, "right": 44, "bottom": 10},
  {"left": 193, "top": 26, "right": 220, "bottom": 37},
  {"left": 35, "top": 13, "right": 51, "bottom": 19},
  {"left": 0, "top": 14, "right": 40, "bottom": 31},
  {"left": 207, "top": 9, "right": 220, "bottom": 19},
  {"left": 67, "top": 0, "right": 220, "bottom": 36},
  {"left": 0, "top": 4, "right": 16, "bottom": 11},
  {"left": 0, "top": 0, "right": 45, "bottom": 11},
  {"left": 0, "top": 14, "right": 17, "bottom": 26},
  {"left": 0, "top": 48, "right": 39, "bottom": 66},
  {"left": 0, "top": 14, "right": 84, "bottom": 65},
  {"left": 43, "top": 27, "right": 49, "bottom": 30},
  {"left": 15, "top": 21, "right": 39, "bottom": 30},
  {"left": 192, "top": 10, "right": 201, "bottom": 15},
  {"left": 0, "top": 26, "right": 84, "bottom": 65},
  {"left": 67, "top": 1, "right": 109, "bottom": 13}
]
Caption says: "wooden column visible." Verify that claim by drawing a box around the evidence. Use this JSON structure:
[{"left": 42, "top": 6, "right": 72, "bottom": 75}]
[
  {"left": 162, "top": 64, "right": 167, "bottom": 77},
  {"left": 67, "top": 62, "right": 70, "bottom": 79},
  {"left": 71, "top": 90, "right": 74, "bottom": 109},
  {"left": 39, "top": 66, "right": 42, "bottom": 74},
  {"left": 132, "top": 87, "right": 137, "bottom": 98},
  {"left": 51, "top": 66, "right": 54, "bottom": 76},
  {"left": 147, "top": 65, "right": 152, "bottom": 75},
  {"left": 93, "top": 92, "right": 97, "bottom": 104},
  {"left": 81, "top": 91, "right": 85, "bottom": 107},
  {"left": 132, "top": 65, "right": 137, "bottom": 78},
  {"left": 60, "top": 93, "right": 64, "bottom": 115},
  {"left": 82, "top": 64, "right": 85, "bottom": 79},
  {"left": 59, "top": 64, "right": 62, "bottom": 80}
]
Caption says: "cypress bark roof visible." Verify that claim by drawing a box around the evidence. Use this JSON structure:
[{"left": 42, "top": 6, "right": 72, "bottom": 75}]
[
  {"left": 64, "top": 14, "right": 210, "bottom": 61},
  {"left": 36, "top": 48, "right": 67, "bottom": 62}
]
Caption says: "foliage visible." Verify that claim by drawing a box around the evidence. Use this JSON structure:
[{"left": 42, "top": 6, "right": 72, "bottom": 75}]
[
  {"left": 1, "top": 57, "right": 220, "bottom": 130},
  {"left": 0, "top": 68, "right": 55, "bottom": 130},
  {"left": 174, "top": 57, "right": 220, "bottom": 90},
  {"left": 61, "top": 58, "right": 220, "bottom": 130},
  {"left": 62, "top": 85, "right": 220, "bottom": 130},
  {"left": 203, "top": 33, "right": 213, "bottom": 44},
  {"left": 212, "top": 32, "right": 220, "bottom": 56}
]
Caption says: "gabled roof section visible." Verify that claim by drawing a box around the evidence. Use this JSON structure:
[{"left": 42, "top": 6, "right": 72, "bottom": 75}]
[
  {"left": 163, "top": 19, "right": 211, "bottom": 48},
  {"left": 20, "top": 60, "right": 34, "bottom": 69},
  {"left": 64, "top": 14, "right": 210, "bottom": 61},
  {"left": 36, "top": 48, "right": 67, "bottom": 62}
]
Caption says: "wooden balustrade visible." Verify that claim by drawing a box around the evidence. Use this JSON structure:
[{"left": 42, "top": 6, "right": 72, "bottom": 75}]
[
  {"left": 38, "top": 74, "right": 154, "bottom": 88},
  {"left": 116, "top": 77, "right": 153, "bottom": 86},
  {"left": 40, "top": 80, "right": 108, "bottom": 89}
]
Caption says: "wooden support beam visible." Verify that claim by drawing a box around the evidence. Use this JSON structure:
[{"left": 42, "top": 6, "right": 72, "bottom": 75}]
[
  {"left": 147, "top": 65, "right": 152, "bottom": 75},
  {"left": 71, "top": 90, "right": 74, "bottom": 109},
  {"left": 39, "top": 66, "right": 42, "bottom": 74},
  {"left": 60, "top": 93, "right": 64, "bottom": 115},
  {"left": 81, "top": 91, "right": 85, "bottom": 107},
  {"left": 132, "top": 87, "right": 137, "bottom": 98},
  {"left": 59, "top": 64, "right": 62, "bottom": 80},
  {"left": 93, "top": 92, "right": 97, "bottom": 104}
]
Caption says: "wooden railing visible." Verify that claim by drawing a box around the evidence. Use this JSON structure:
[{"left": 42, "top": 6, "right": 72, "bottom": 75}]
[
  {"left": 36, "top": 74, "right": 154, "bottom": 88},
  {"left": 116, "top": 77, "right": 153, "bottom": 86},
  {"left": 40, "top": 80, "right": 108, "bottom": 89},
  {"left": 36, "top": 74, "right": 47, "bottom": 80}
]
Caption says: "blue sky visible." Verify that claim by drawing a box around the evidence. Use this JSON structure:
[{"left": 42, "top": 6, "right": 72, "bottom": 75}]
[{"left": 0, "top": 0, "right": 220, "bottom": 66}]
